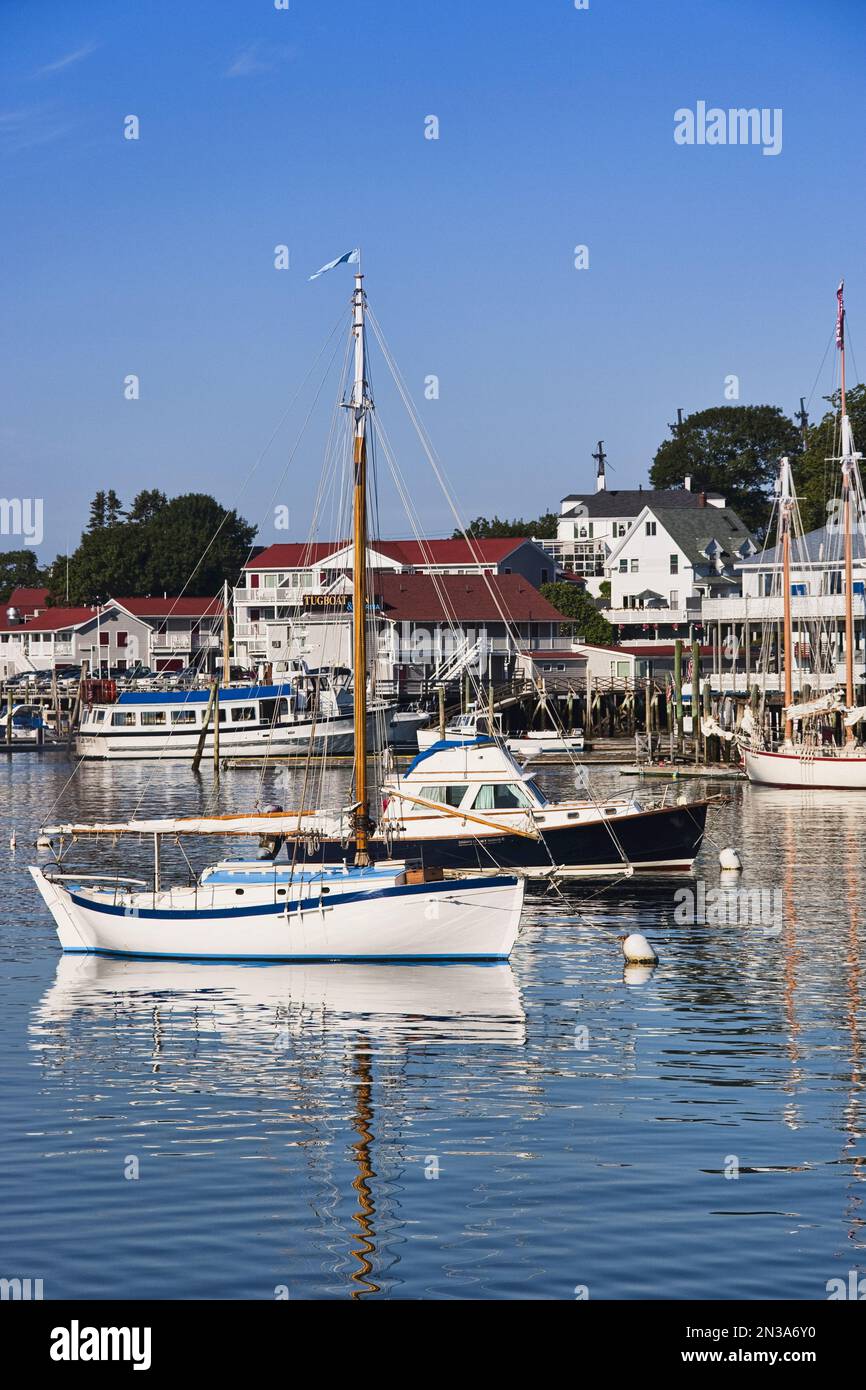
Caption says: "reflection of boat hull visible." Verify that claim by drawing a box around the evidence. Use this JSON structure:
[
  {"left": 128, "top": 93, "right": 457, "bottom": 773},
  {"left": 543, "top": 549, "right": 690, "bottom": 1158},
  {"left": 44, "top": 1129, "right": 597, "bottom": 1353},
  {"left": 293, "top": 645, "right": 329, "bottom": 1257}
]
[
  {"left": 34, "top": 955, "right": 526, "bottom": 1046},
  {"left": 29, "top": 867, "right": 524, "bottom": 960},
  {"left": 743, "top": 746, "right": 866, "bottom": 789},
  {"left": 289, "top": 801, "right": 709, "bottom": 876}
]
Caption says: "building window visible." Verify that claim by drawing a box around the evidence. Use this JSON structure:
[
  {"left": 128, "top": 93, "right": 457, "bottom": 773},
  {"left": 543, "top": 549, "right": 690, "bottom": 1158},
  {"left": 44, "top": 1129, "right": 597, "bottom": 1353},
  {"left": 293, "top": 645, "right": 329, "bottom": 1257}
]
[
  {"left": 670, "top": 554, "right": 679, "bottom": 574},
  {"left": 619, "top": 559, "right": 628, "bottom": 573},
  {"left": 645, "top": 521, "right": 656, "bottom": 536},
  {"left": 630, "top": 559, "right": 639, "bottom": 573},
  {"left": 670, "top": 590, "right": 679, "bottom": 608},
  {"left": 613, "top": 660, "right": 631, "bottom": 678},
  {"left": 540, "top": 569, "right": 549, "bottom": 584},
  {"left": 250, "top": 574, "right": 259, "bottom": 589},
  {"left": 117, "top": 631, "right": 128, "bottom": 648}
]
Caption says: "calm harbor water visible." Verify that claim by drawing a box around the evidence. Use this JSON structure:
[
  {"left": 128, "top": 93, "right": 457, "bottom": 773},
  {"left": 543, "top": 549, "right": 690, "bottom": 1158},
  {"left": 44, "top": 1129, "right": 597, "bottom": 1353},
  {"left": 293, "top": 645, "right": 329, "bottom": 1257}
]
[{"left": 1, "top": 753, "right": 864, "bottom": 1300}]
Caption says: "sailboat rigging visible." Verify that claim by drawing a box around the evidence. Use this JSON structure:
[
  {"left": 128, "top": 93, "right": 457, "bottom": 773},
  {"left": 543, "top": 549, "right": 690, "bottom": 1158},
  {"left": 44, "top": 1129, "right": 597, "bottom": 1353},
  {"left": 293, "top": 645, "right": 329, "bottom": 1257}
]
[
  {"left": 29, "top": 258, "right": 526, "bottom": 959},
  {"left": 742, "top": 281, "right": 866, "bottom": 788}
]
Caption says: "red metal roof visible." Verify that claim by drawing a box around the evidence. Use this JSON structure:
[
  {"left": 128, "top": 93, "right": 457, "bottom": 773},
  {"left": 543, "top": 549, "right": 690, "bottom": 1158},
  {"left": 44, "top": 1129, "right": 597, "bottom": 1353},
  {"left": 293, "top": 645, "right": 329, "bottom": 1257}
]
[
  {"left": 246, "top": 537, "right": 533, "bottom": 570},
  {"left": 5, "top": 586, "right": 49, "bottom": 614},
  {"left": 0, "top": 606, "right": 99, "bottom": 632},
  {"left": 374, "top": 572, "right": 566, "bottom": 622}
]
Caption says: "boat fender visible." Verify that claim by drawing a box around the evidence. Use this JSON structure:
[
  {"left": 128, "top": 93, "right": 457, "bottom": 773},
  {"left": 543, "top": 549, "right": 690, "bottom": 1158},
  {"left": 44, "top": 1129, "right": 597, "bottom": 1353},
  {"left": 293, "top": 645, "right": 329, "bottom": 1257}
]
[
  {"left": 718, "top": 847, "right": 742, "bottom": 871},
  {"left": 619, "top": 932, "right": 658, "bottom": 964}
]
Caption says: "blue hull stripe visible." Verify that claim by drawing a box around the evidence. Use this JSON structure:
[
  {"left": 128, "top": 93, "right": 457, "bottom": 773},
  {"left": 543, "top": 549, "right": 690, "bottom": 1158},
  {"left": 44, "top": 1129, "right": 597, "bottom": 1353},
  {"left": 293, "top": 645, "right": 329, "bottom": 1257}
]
[
  {"left": 66, "top": 873, "right": 517, "bottom": 921},
  {"left": 60, "top": 947, "right": 510, "bottom": 962}
]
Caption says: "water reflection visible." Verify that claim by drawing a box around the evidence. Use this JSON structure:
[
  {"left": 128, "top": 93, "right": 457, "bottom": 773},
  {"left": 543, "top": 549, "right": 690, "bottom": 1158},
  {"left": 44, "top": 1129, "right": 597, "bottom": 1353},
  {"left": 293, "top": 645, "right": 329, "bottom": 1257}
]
[
  {"left": 32, "top": 956, "right": 526, "bottom": 1060},
  {"left": 6, "top": 758, "right": 866, "bottom": 1297}
]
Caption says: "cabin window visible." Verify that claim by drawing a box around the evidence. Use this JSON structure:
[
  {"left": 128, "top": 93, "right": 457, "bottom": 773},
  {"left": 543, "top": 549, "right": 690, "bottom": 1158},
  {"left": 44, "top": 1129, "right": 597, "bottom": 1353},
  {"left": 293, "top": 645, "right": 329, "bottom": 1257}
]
[
  {"left": 93, "top": 710, "right": 106, "bottom": 723},
  {"left": 231, "top": 706, "right": 255, "bottom": 722},
  {"left": 171, "top": 709, "right": 197, "bottom": 724},
  {"left": 472, "top": 783, "right": 532, "bottom": 810},
  {"left": 111, "top": 711, "right": 136, "bottom": 726},
  {"left": 417, "top": 784, "right": 468, "bottom": 808},
  {"left": 140, "top": 711, "right": 166, "bottom": 725}
]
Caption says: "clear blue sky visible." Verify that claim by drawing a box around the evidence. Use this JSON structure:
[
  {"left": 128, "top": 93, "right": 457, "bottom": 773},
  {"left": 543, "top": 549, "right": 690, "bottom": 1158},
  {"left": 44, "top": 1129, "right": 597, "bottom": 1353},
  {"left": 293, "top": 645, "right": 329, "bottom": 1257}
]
[{"left": 2, "top": 0, "right": 864, "bottom": 561}]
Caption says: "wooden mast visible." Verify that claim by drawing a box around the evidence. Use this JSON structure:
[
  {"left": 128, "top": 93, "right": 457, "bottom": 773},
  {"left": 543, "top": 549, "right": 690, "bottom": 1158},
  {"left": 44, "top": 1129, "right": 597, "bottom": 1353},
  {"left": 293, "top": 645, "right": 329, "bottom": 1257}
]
[
  {"left": 838, "top": 282, "right": 856, "bottom": 738},
  {"left": 350, "top": 269, "right": 371, "bottom": 863}
]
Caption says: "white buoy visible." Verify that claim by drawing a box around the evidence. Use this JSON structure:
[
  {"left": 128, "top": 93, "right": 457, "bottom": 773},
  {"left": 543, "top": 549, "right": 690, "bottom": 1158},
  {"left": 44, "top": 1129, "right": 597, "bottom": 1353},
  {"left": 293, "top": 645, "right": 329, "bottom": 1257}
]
[
  {"left": 36, "top": 834, "right": 53, "bottom": 850},
  {"left": 9, "top": 829, "right": 16, "bottom": 851},
  {"left": 718, "top": 847, "right": 742, "bottom": 871},
  {"left": 620, "top": 932, "right": 659, "bottom": 964}
]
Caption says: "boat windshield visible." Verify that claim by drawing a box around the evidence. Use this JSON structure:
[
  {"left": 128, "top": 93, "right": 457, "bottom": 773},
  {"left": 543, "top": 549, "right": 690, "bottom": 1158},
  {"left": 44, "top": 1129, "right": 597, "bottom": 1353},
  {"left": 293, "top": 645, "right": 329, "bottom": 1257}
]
[{"left": 523, "top": 778, "right": 548, "bottom": 806}]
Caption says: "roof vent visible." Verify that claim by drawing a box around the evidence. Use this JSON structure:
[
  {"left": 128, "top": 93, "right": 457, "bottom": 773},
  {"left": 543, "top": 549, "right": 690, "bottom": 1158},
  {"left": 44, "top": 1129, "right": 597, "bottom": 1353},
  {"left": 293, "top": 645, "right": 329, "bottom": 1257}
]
[{"left": 5, "top": 606, "right": 22, "bottom": 625}]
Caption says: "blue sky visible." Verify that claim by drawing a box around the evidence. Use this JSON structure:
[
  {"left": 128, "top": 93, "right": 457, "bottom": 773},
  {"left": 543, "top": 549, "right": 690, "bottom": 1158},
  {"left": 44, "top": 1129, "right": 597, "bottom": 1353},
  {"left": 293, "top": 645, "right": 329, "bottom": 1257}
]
[{"left": 1, "top": 0, "right": 864, "bottom": 561}]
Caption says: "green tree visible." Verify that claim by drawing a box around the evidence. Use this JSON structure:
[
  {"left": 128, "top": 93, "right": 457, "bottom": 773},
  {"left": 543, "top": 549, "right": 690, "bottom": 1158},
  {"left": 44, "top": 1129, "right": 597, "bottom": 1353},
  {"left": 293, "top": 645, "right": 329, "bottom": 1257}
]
[
  {"left": 0, "top": 549, "right": 49, "bottom": 604},
  {"left": 650, "top": 405, "right": 800, "bottom": 539},
  {"left": 140, "top": 493, "right": 256, "bottom": 595},
  {"left": 87, "top": 490, "right": 107, "bottom": 531},
  {"left": 127, "top": 489, "right": 168, "bottom": 525},
  {"left": 104, "top": 489, "right": 125, "bottom": 526},
  {"left": 540, "top": 581, "right": 615, "bottom": 646},
  {"left": 456, "top": 512, "right": 558, "bottom": 540},
  {"left": 793, "top": 384, "right": 866, "bottom": 533},
  {"left": 48, "top": 491, "right": 256, "bottom": 604}
]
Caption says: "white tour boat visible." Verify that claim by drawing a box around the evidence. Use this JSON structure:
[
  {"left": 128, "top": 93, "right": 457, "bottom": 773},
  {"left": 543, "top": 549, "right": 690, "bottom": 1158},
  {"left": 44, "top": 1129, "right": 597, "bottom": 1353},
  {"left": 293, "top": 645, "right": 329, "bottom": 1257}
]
[{"left": 74, "top": 680, "right": 364, "bottom": 761}]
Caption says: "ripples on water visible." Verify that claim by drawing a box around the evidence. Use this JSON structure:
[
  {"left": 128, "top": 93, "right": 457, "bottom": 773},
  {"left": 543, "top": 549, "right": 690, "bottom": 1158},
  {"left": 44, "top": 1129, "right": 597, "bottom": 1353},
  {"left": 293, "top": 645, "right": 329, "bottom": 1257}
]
[{"left": 1, "top": 756, "right": 864, "bottom": 1298}]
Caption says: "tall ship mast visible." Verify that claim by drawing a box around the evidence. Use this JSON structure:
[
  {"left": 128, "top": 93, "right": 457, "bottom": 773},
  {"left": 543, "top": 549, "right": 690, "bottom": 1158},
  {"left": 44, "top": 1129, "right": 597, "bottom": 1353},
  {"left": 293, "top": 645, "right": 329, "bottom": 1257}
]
[{"left": 742, "top": 281, "right": 866, "bottom": 788}]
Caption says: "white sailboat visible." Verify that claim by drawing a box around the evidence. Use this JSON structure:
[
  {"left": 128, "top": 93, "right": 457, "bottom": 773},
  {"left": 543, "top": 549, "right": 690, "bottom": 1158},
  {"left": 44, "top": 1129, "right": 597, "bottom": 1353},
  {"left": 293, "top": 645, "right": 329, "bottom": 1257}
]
[
  {"left": 742, "top": 282, "right": 866, "bottom": 789},
  {"left": 30, "top": 259, "right": 525, "bottom": 960}
]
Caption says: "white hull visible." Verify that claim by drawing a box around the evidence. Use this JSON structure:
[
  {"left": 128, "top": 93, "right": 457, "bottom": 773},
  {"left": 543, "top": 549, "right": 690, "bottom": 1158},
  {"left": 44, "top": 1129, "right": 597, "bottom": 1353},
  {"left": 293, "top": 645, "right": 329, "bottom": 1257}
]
[
  {"left": 74, "top": 716, "right": 360, "bottom": 761},
  {"left": 29, "top": 867, "right": 524, "bottom": 961},
  {"left": 416, "top": 728, "right": 583, "bottom": 756},
  {"left": 743, "top": 746, "right": 866, "bottom": 789},
  {"left": 506, "top": 734, "right": 584, "bottom": 756}
]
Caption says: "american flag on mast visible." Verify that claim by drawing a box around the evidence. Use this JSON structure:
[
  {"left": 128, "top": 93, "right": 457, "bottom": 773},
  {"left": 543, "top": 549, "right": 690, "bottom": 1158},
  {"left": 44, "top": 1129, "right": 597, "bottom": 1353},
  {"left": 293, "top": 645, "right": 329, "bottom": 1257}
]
[{"left": 836, "top": 279, "right": 845, "bottom": 350}]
